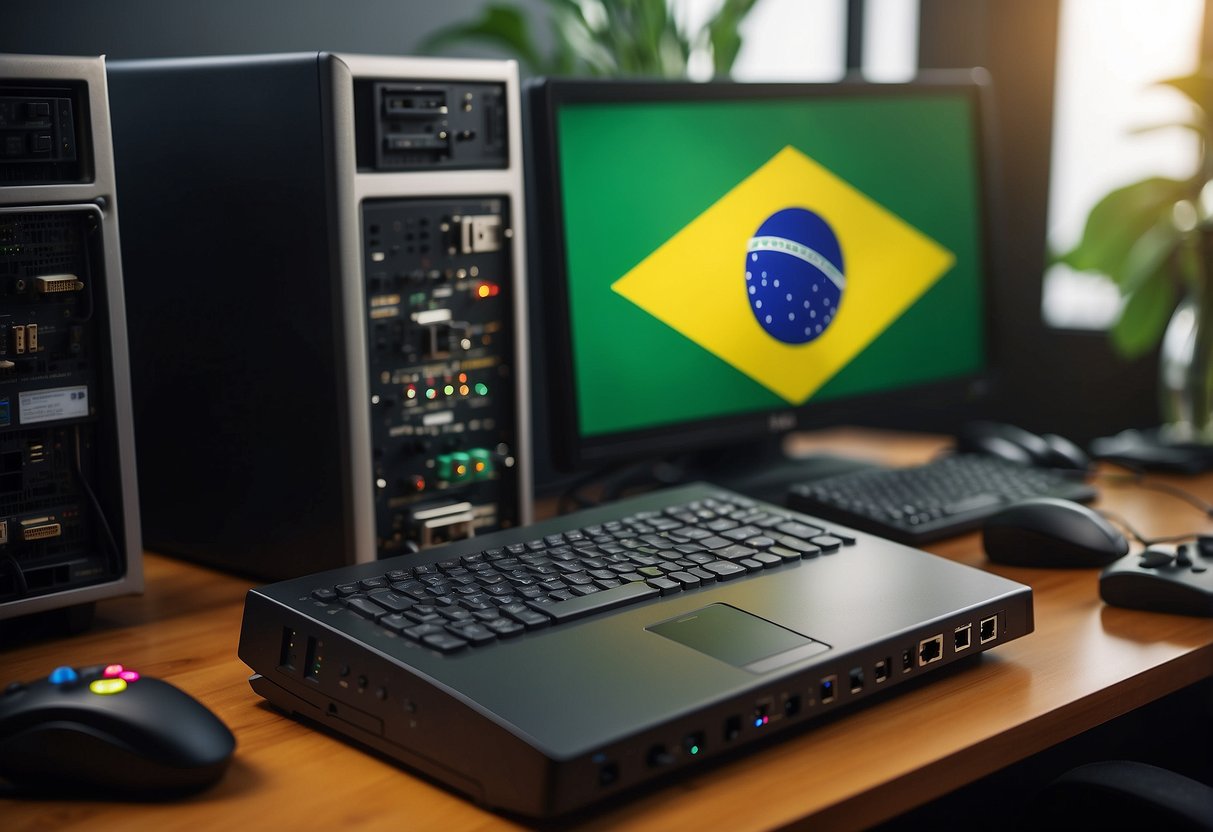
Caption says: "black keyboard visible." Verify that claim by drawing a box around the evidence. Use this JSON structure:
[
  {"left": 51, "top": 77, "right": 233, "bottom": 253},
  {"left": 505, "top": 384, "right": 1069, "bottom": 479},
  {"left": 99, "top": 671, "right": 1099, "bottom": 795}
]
[
  {"left": 305, "top": 492, "right": 854, "bottom": 654},
  {"left": 786, "top": 454, "right": 1098, "bottom": 545}
]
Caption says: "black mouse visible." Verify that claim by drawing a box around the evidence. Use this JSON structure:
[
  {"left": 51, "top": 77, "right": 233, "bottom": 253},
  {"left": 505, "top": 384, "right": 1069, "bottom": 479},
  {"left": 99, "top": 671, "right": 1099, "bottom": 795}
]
[
  {"left": 0, "top": 662, "right": 235, "bottom": 798},
  {"left": 983, "top": 498, "right": 1129, "bottom": 568},
  {"left": 956, "top": 422, "right": 1091, "bottom": 471}
]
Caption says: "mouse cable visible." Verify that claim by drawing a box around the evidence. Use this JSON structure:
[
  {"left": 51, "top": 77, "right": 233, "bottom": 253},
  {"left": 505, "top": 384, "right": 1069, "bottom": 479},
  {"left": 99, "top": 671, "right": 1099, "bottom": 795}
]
[
  {"left": 1094, "top": 508, "right": 1200, "bottom": 547},
  {"left": 1092, "top": 465, "right": 1213, "bottom": 518}
]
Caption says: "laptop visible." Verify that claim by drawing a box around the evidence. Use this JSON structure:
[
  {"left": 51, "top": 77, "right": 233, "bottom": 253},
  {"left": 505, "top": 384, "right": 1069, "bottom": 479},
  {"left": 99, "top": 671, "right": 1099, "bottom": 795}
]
[{"left": 238, "top": 483, "right": 1032, "bottom": 817}]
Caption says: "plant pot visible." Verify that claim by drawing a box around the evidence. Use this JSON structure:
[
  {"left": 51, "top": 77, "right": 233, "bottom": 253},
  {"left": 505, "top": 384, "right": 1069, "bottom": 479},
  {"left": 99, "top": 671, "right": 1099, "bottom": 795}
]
[{"left": 1159, "top": 295, "right": 1213, "bottom": 441}]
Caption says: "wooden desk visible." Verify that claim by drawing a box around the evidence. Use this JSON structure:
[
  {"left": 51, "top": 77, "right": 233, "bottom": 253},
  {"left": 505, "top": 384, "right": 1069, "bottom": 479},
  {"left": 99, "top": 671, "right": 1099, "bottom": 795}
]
[{"left": 5, "top": 428, "right": 1213, "bottom": 831}]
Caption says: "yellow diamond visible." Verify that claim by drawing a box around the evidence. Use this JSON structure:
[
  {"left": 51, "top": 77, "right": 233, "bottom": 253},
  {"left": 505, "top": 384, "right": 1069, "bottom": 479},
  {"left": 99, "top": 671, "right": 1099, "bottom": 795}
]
[{"left": 611, "top": 145, "right": 955, "bottom": 404}]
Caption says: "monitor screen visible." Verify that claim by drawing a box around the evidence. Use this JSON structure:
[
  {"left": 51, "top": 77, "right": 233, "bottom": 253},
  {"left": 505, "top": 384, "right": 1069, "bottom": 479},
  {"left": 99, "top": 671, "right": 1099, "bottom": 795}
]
[{"left": 528, "top": 75, "right": 993, "bottom": 471}]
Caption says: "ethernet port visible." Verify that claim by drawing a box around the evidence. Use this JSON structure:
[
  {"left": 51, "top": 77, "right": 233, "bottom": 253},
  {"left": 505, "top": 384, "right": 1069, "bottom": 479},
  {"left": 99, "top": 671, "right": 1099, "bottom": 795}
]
[
  {"left": 918, "top": 634, "right": 944, "bottom": 666},
  {"left": 979, "top": 615, "right": 999, "bottom": 644},
  {"left": 849, "top": 666, "right": 864, "bottom": 693},
  {"left": 954, "top": 623, "right": 973, "bottom": 652},
  {"left": 820, "top": 674, "right": 837, "bottom": 704},
  {"left": 874, "top": 658, "right": 891, "bottom": 683}
]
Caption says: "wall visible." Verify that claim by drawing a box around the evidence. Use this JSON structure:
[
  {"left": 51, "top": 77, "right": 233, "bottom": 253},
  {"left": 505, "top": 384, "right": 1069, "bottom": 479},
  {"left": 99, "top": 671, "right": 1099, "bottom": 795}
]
[{"left": 1, "top": 0, "right": 540, "bottom": 60}]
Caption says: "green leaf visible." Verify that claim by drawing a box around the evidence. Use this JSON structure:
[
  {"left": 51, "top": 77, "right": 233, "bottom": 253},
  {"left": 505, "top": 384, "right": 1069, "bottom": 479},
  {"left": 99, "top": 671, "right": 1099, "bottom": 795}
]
[
  {"left": 1110, "top": 271, "right": 1178, "bottom": 358},
  {"left": 1158, "top": 68, "right": 1213, "bottom": 112},
  {"left": 1119, "top": 214, "right": 1183, "bottom": 295},
  {"left": 708, "top": 0, "right": 763, "bottom": 75},
  {"left": 1057, "top": 177, "right": 1190, "bottom": 283},
  {"left": 417, "top": 5, "right": 548, "bottom": 74}
]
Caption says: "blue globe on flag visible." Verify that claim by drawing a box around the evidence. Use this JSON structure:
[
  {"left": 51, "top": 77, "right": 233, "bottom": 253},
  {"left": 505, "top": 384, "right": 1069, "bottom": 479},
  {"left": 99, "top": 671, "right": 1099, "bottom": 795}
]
[{"left": 745, "top": 207, "right": 845, "bottom": 345}]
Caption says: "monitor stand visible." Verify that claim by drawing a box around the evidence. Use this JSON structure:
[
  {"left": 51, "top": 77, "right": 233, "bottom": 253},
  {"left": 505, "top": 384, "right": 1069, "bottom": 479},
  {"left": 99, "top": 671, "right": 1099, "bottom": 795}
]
[{"left": 677, "top": 436, "right": 884, "bottom": 506}]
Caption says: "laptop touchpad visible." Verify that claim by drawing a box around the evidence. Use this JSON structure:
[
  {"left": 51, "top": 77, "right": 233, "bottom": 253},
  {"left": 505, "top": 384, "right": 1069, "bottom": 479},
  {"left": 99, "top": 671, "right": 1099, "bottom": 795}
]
[{"left": 648, "top": 603, "right": 830, "bottom": 674}]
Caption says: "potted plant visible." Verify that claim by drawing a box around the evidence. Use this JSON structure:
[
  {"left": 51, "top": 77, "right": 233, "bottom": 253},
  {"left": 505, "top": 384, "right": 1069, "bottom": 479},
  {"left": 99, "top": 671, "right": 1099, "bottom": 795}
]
[
  {"left": 419, "top": 0, "right": 763, "bottom": 78},
  {"left": 1058, "top": 67, "right": 1213, "bottom": 441}
]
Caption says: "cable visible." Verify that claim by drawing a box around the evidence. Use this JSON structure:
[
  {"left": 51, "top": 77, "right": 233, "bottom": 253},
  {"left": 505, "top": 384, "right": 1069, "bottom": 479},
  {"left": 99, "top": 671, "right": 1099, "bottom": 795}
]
[
  {"left": 3, "top": 553, "right": 29, "bottom": 598},
  {"left": 1094, "top": 468, "right": 1213, "bottom": 518},
  {"left": 72, "top": 425, "right": 122, "bottom": 577}
]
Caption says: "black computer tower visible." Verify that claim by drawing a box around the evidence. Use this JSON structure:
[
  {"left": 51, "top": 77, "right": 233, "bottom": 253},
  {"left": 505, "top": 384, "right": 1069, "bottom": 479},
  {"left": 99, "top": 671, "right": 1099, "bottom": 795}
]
[
  {"left": 107, "top": 53, "right": 531, "bottom": 580},
  {"left": 0, "top": 54, "right": 143, "bottom": 625}
]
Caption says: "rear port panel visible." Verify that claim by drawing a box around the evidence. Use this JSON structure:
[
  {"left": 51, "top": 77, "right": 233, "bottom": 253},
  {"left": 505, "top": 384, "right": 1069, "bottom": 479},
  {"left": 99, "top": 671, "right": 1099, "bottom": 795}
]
[
  {"left": 363, "top": 197, "right": 520, "bottom": 555},
  {"left": 0, "top": 208, "right": 113, "bottom": 602}
]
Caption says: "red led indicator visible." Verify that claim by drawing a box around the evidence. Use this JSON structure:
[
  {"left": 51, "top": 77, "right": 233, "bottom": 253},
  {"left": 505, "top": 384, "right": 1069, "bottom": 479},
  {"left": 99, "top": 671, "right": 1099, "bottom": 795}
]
[
  {"left": 103, "top": 664, "right": 124, "bottom": 678},
  {"left": 474, "top": 282, "right": 500, "bottom": 298}
]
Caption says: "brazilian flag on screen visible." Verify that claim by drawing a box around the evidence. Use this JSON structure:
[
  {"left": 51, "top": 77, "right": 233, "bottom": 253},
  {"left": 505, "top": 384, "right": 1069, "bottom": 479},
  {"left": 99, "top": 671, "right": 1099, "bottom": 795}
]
[{"left": 557, "top": 96, "right": 985, "bottom": 438}]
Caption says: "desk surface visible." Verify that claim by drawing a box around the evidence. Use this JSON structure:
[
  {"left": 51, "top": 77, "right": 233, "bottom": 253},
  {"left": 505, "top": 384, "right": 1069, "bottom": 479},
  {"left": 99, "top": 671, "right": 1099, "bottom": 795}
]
[{"left": 5, "top": 428, "right": 1213, "bottom": 831}]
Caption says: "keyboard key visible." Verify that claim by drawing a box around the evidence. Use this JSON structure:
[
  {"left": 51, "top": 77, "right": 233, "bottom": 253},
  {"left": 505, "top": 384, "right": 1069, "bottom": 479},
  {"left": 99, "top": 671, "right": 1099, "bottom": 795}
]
[
  {"left": 647, "top": 577, "right": 682, "bottom": 595},
  {"left": 422, "top": 632, "right": 468, "bottom": 653},
  {"left": 500, "top": 603, "right": 552, "bottom": 629},
  {"left": 716, "top": 544, "right": 758, "bottom": 561},
  {"left": 668, "top": 570, "right": 702, "bottom": 589},
  {"left": 345, "top": 597, "right": 387, "bottom": 620},
  {"left": 777, "top": 520, "right": 825, "bottom": 538},
  {"left": 703, "top": 561, "right": 746, "bottom": 580},
  {"left": 811, "top": 535, "right": 844, "bottom": 553},
  {"left": 530, "top": 582, "right": 660, "bottom": 623}
]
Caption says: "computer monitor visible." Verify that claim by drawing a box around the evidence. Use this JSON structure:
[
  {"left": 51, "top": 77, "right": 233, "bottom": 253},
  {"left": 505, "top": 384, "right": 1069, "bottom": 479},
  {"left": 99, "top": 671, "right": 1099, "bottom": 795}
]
[{"left": 527, "top": 73, "right": 995, "bottom": 483}]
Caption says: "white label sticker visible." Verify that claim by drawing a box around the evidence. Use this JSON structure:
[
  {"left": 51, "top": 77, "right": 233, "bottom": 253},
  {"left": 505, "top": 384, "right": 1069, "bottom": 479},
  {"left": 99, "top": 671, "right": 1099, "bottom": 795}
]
[{"left": 18, "top": 386, "right": 89, "bottom": 425}]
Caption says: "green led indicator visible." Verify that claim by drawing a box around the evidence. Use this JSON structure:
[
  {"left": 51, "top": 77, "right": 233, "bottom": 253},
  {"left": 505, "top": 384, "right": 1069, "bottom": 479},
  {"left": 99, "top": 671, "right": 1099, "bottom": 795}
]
[
  {"left": 475, "top": 382, "right": 489, "bottom": 395},
  {"left": 690, "top": 745, "right": 700, "bottom": 755},
  {"left": 444, "top": 384, "right": 455, "bottom": 396}
]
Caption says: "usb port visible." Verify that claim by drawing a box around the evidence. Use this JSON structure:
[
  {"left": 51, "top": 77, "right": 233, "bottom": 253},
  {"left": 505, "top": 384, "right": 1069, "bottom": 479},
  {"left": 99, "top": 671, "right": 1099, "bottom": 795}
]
[
  {"left": 820, "top": 674, "right": 837, "bottom": 704},
  {"left": 902, "top": 648, "right": 914, "bottom": 673},
  {"left": 26, "top": 324, "right": 36, "bottom": 353},
  {"left": 304, "top": 636, "right": 323, "bottom": 682},
  {"left": 12, "top": 325, "right": 24, "bottom": 355},
  {"left": 874, "top": 657, "right": 890, "bottom": 683},
  {"left": 849, "top": 666, "right": 864, "bottom": 693},
  {"left": 279, "top": 627, "right": 299, "bottom": 671}
]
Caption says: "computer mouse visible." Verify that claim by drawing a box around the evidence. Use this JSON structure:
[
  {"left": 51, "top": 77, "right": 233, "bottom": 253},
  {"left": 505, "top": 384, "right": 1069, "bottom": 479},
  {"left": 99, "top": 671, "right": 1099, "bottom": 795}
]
[
  {"left": 1100, "top": 545, "right": 1213, "bottom": 616},
  {"left": 955, "top": 422, "right": 1091, "bottom": 471},
  {"left": 956, "top": 421, "right": 1046, "bottom": 465},
  {"left": 982, "top": 498, "right": 1129, "bottom": 568},
  {"left": 0, "top": 662, "right": 235, "bottom": 798}
]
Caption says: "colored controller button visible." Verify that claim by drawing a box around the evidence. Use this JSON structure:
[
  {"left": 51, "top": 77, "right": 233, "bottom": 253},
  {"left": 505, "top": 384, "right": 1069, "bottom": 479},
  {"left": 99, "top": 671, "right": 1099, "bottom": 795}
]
[
  {"left": 48, "top": 666, "right": 79, "bottom": 685},
  {"left": 119, "top": 670, "right": 140, "bottom": 682},
  {"left": 103, "top": 664, "right": 125, "bottom": 678},
  {"left": 89, "top": 678, "right": 128, "bottom": 695}
]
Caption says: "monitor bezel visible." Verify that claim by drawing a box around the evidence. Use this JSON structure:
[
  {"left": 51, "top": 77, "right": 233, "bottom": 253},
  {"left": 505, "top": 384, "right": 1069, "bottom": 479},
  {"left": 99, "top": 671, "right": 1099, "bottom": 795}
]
[{"left": 527, "top": 72, "right": 1001, "bottom": 472}]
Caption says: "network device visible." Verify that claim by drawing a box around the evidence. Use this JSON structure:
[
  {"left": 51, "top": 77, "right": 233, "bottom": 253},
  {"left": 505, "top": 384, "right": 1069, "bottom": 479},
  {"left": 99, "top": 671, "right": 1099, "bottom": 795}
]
[
  {"left": 0, "top": 54, "right": 143, "bottom": 627},
  {"left": 107, "top": 53, "right": 531, "bottom": 579},
  {"left": 238, "top": 483, "right": 1034, "bottom": 817},
  {"left": 526, "top": 73, "right": 996, "bottom": 499}
]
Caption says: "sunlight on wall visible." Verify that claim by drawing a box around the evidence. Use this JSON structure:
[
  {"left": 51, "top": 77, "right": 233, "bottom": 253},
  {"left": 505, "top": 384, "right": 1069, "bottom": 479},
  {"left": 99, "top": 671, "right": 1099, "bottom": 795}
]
[{"left": 1043, "top": 0, "right": 1203, "bottom": 330}]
